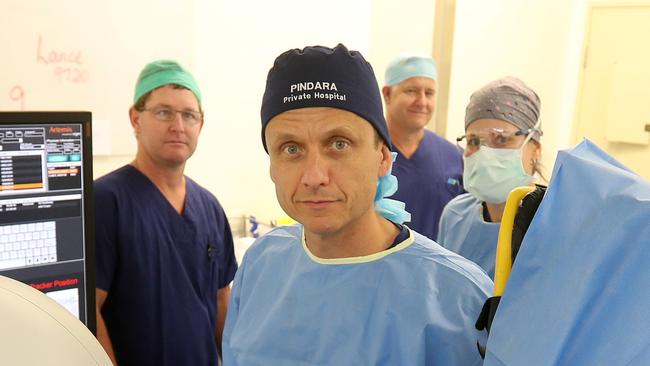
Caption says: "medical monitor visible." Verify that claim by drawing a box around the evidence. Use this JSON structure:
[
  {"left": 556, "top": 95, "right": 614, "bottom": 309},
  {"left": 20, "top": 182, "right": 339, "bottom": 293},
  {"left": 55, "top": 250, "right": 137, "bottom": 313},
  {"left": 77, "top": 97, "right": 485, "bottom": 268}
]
[{"left": 0, "top": 112, "right": 96, "bottom": 333}]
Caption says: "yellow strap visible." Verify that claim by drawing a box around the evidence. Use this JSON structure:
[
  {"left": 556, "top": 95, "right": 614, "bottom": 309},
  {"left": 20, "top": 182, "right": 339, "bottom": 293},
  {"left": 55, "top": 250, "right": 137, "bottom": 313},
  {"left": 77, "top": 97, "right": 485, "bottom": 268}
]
[{"left": 493, "top": 186, "right": 536, "bottom": 296}]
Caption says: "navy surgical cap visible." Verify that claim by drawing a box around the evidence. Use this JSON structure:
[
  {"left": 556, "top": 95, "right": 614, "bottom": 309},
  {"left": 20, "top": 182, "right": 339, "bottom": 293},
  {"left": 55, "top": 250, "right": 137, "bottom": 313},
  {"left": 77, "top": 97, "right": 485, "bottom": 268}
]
[{"left": 260, "top": 44, "right": 390, "bottom": 151}]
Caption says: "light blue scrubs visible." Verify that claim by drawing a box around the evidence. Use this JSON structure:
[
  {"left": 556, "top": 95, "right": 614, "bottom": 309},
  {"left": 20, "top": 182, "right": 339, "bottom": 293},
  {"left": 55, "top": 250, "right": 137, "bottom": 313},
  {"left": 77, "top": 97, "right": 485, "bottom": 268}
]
[
  {"left": 223, "top": 224, "right": 493, "bottom": 365},
  {"left": 437, "top": 193, "right": 500, "bottom": 278},
  {"left": 484, "top": 140, "right": 650, "bottom": 365}
]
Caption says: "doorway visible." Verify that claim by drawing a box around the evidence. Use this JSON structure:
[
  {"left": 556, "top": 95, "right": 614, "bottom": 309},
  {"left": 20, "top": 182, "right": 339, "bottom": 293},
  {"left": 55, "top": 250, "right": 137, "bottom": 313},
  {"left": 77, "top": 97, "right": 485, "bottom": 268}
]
[{"left": 574, "top": 4, "right": 650, "bottom": 178}]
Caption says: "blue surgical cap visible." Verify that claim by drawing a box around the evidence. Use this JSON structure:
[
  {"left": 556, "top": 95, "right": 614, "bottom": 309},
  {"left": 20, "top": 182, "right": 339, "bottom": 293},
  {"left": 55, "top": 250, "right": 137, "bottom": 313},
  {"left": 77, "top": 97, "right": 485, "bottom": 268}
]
[{"left": 384, "top": 54, "right": 437, "bottom": 86}]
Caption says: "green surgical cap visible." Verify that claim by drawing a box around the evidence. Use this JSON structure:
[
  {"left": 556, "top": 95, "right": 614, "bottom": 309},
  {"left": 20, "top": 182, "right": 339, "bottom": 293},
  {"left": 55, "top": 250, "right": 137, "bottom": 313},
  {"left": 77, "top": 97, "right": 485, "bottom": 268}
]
[
  {"left": 385, "top": 54, "right": 437, "bottom": 86},
  {"left": 133, "top": 59, "right": 202, "bottom": 104}
]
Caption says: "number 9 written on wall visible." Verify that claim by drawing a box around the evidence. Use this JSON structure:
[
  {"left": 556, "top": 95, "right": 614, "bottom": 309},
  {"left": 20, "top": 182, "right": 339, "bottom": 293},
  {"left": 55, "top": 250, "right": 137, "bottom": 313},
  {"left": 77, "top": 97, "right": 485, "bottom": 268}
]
[{"left": 9, "top": 86, "right": 25, "bottom": 111}]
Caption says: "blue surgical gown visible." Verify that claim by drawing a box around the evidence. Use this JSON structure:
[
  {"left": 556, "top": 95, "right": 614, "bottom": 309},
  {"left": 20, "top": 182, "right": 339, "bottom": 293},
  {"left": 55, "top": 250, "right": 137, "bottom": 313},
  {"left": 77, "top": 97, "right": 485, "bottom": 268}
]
[
  {"left": 223, "top": 224, "right": 493, "bottom": 365},
  {"left": 437, "top": 193, "right": 500, "bottom": 278},
  {"left": 484, "top": 140, "right": 650, "bottom": 365}
]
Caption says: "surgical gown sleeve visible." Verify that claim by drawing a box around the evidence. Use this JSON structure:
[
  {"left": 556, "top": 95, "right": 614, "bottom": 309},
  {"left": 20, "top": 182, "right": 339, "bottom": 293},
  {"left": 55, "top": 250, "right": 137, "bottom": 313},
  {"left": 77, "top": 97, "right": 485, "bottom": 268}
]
[
  {"left": 484, "top": 139, "right": 650, "bottom": 365},
  {"left": 221, "top": 245, "right": 246, "bottom": 365},
  {"left": 437, "top": 194, "right": 499, "bottom": 277},
  {"left": 437, "top": 202, "right": 451, "bottom": 248}
]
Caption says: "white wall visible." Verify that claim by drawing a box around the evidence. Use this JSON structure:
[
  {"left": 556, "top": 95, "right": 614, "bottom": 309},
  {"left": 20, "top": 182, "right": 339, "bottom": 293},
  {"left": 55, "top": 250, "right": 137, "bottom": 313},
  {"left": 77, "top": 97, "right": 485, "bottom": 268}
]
[
  {"left": 94, "top": 0, "right": 438, "bottom": 225},
  {"left": 369, "top": 1, "right": 436, "bottom": 87},
  {"left": 447, "top": 0, "right": 588, "bottom": 173},
  {"left": 86, "top": 0, "right": 596, "bottom": 226},
  {"left": 93, "top": 0, "right": 373, "bottom": 225}
]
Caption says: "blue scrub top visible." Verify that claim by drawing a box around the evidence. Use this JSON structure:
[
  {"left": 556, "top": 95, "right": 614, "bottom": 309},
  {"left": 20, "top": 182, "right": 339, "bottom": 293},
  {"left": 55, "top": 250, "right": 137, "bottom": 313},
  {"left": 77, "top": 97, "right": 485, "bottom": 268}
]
[
  {"left": 223, "top": 224, "right": 492, "bottom": 365},
  {"left": 392, "top": 130, "right": 464, "bottom": 240},
  {"left": 95, "top": 165, "right": 237, "bottom": 366},
  {"left": 437, "top": 193, "right": 500, "bottom": 278}
]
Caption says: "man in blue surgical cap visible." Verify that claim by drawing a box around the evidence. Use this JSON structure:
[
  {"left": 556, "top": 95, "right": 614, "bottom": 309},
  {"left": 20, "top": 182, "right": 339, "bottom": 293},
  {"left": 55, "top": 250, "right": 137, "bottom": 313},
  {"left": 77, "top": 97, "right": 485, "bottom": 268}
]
[
  {"left": 94, "top": 60, "right": 237, "bottom": 365},
  {"left": 382, "top": 54, "right": 464, "bottom": 241},
  {"left": 222, "top": 44, "right": 492, "bottom": 365}
]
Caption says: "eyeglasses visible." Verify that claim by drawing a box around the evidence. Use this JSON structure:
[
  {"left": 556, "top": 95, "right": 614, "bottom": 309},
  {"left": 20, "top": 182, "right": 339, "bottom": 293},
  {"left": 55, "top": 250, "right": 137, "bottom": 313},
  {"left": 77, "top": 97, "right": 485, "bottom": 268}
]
[
  {"left": 142, "top": 106, "right": 203, "bottom": 126},
  {"left": 456, "top": 127, "right": 535, "bottom": 153}
]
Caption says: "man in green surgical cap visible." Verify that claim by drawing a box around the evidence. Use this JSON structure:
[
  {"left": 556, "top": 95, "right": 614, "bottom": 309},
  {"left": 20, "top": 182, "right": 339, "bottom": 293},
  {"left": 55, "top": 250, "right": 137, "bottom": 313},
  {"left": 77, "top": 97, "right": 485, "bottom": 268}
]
[{"left": 94, "top": 60, "right": 238, "bottom": 365}]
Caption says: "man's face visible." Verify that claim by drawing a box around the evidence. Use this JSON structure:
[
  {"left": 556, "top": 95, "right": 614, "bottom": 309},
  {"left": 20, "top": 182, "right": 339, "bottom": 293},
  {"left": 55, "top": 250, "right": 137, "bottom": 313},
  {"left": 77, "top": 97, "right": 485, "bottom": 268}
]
[
  {"left": 265, "top": 107, "right": 390, "bottom": 237},
  {"left": 383, "top": 77, "right": 436, "bottom": 132},
  {"left": 129, "top": 85, "right": 203, "bottom": 168}
]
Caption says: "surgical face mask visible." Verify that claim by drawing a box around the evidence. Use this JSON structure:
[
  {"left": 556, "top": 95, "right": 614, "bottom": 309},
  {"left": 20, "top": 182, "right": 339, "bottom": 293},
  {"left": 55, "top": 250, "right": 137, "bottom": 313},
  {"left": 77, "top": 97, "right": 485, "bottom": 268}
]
[
  {"left": 462, "top": 134, "right": 536, "bottom": 204},
  {"left": 375, "top": 152, "right": 411, "bottom": 224}
]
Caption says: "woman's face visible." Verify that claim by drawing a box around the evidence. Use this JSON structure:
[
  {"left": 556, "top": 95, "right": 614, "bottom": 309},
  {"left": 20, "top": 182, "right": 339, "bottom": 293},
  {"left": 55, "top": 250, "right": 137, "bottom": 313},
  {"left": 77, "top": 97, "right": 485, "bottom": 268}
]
[{"left": 464, "top": 118, "right": 541, "bottom": 175}]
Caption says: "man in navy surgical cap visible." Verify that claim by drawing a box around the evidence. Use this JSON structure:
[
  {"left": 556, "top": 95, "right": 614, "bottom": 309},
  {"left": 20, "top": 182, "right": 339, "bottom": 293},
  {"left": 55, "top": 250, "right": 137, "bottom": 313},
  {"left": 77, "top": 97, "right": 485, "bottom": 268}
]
[{"left": 222, "top": 44, "right": 492, "bottom": 365}]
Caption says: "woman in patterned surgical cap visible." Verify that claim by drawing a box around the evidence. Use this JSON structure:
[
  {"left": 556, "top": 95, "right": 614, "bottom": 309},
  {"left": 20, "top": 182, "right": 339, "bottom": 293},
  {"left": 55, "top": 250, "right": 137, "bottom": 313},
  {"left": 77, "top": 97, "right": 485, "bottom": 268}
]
[{"left": 436, "top": 76, "right": 543, "bottom": 278}]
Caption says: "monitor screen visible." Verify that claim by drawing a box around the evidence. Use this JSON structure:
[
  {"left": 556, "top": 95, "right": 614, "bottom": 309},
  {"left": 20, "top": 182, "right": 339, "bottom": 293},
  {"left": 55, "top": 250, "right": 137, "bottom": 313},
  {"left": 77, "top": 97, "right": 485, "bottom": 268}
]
[{"left": 0, "top": 112, "right": 95, "bottom": 334}]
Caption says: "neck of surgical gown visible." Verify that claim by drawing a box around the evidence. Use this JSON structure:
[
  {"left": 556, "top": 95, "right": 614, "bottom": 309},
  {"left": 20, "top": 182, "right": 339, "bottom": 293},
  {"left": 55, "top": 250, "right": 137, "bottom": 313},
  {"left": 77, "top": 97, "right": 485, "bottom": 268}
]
[{"left": 223, "top": 224, "right": 492, "bottom": 365}]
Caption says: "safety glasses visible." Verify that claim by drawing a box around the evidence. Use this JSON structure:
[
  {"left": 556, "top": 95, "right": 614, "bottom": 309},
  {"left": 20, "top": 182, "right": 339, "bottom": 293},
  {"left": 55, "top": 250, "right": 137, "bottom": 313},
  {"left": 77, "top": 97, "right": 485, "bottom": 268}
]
[{"left": 456, "top": 127, "right": 536, "bottom": 153}]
